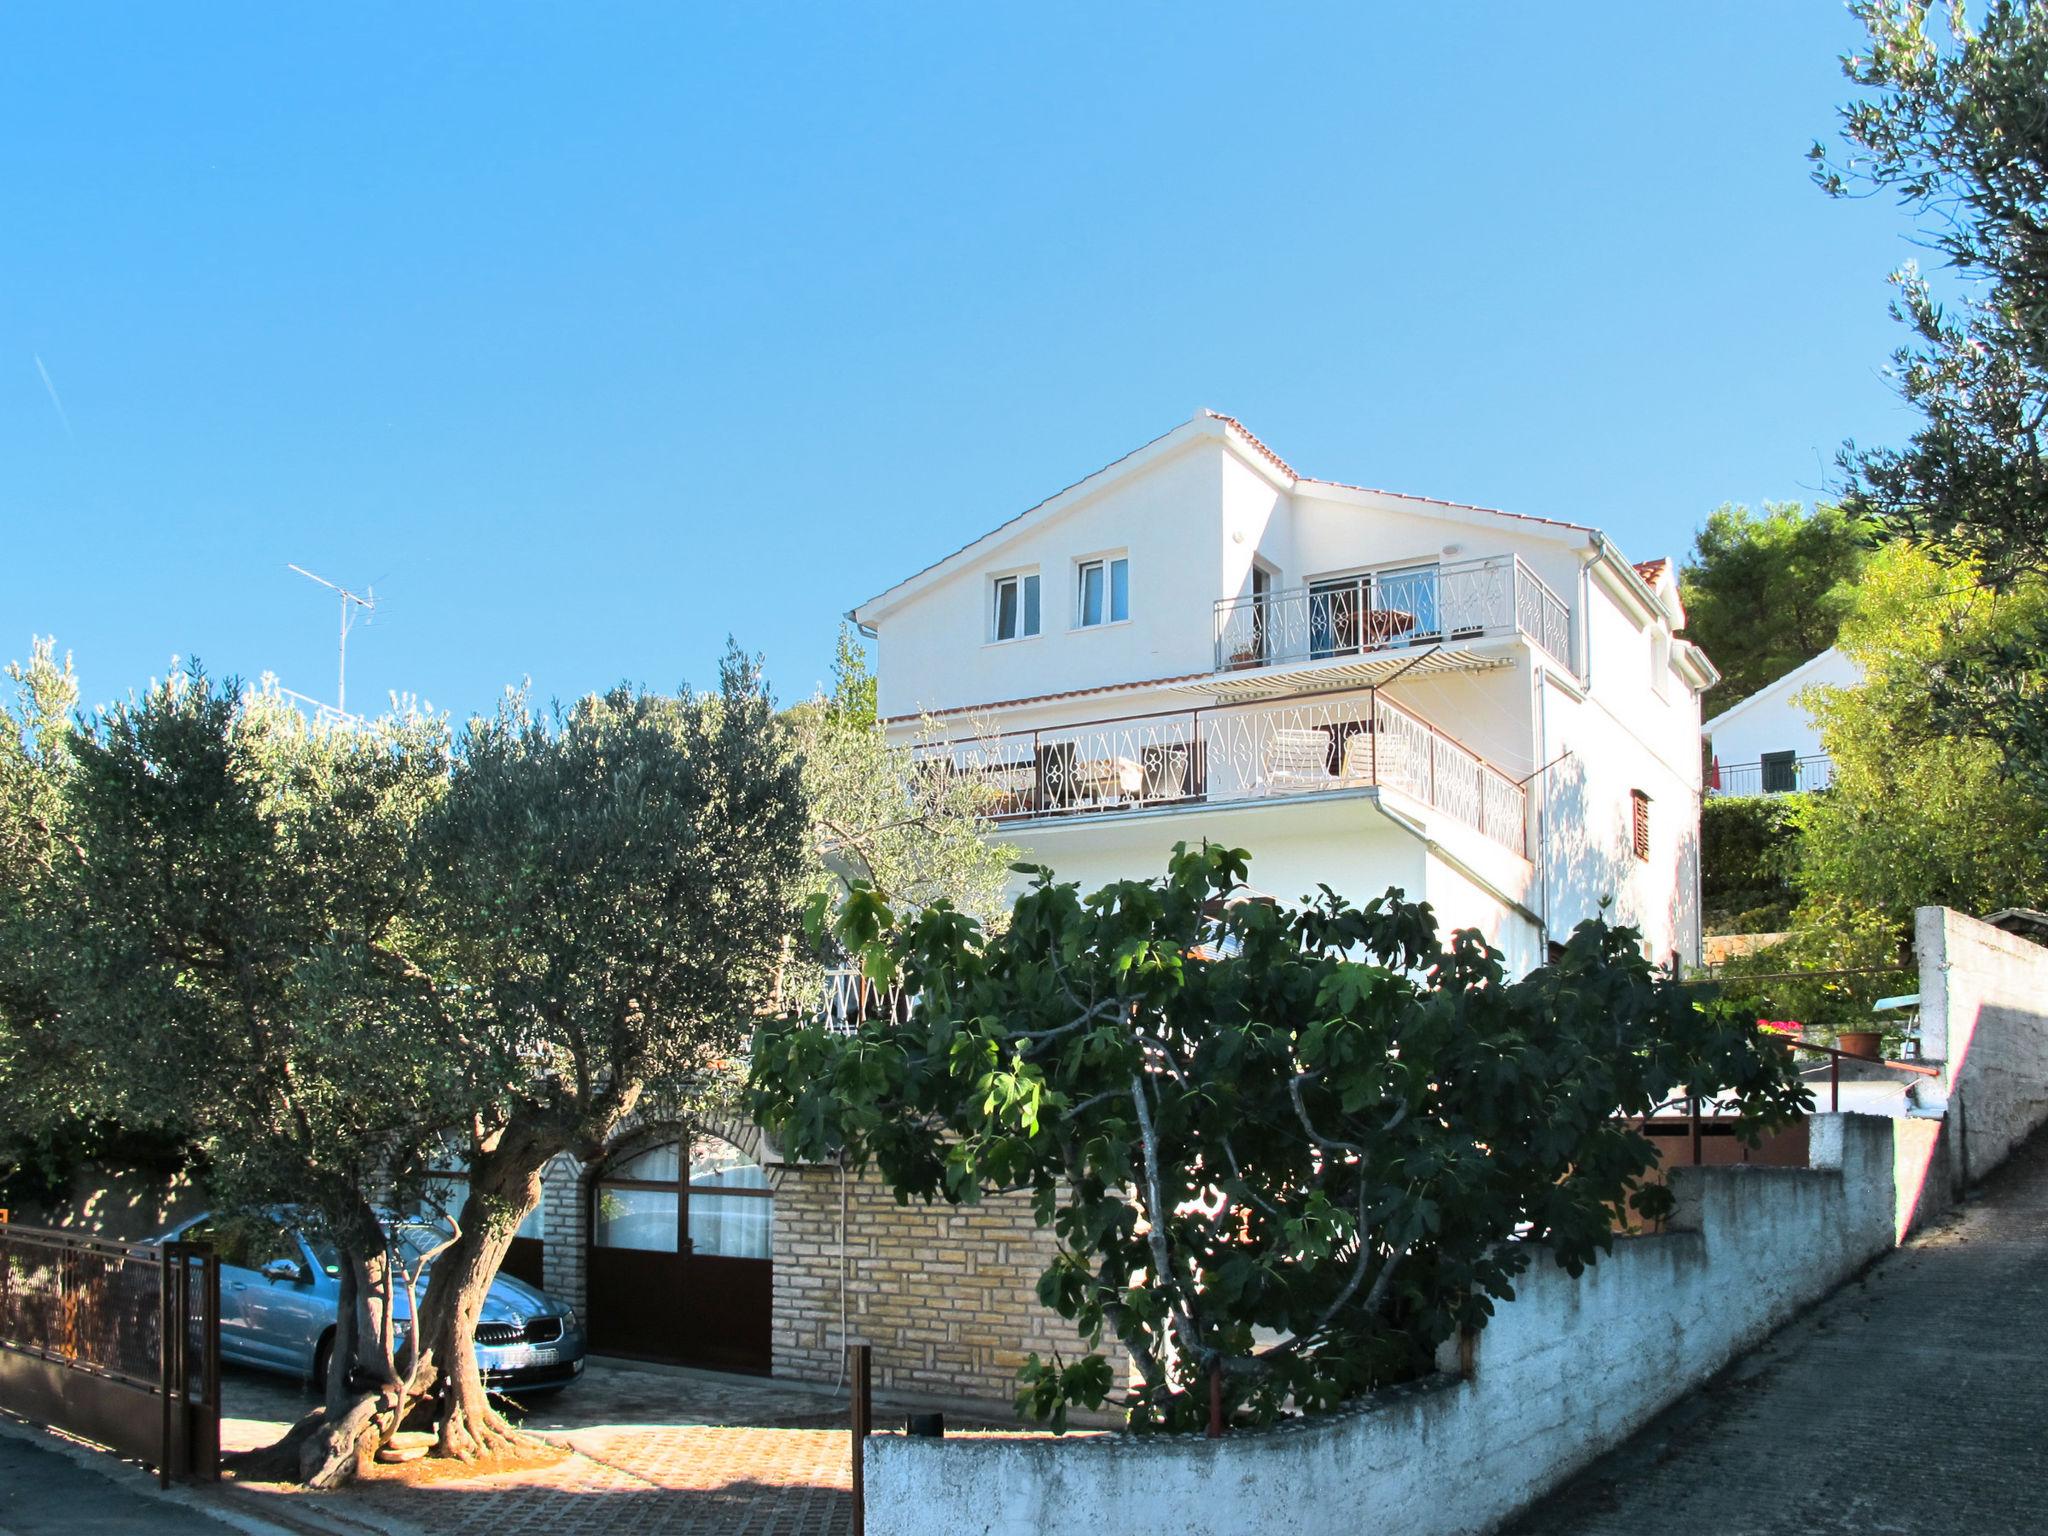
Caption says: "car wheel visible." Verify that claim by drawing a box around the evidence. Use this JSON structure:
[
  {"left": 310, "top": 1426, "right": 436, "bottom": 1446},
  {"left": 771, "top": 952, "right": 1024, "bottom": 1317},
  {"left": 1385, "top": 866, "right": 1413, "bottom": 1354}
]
[{"left": 311, "top": 1332, "right": 334, "bottom": 1398}]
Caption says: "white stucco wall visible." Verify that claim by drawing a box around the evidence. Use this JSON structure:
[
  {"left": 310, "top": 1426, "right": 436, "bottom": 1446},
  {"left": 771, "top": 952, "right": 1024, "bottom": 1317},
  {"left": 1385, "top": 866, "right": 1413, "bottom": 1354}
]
[
  {"left": 865, "top": 414, "right": 1707, "bottom": 974},
  {"left": 1530, "top": 559, "right": 1707, "bottom": 966},
  {"left": 864, "top": 1115, "right": 1908, "bottom": 1536},
  {"left": 873, "top": 433, "right": 1266, "bottom": 720},
  {"left": 1915, "top": 906, "right": 2048, "bottom": 1188},
  {"left": 1701, "top": 646, "right": 1861, "bottom": 770}
]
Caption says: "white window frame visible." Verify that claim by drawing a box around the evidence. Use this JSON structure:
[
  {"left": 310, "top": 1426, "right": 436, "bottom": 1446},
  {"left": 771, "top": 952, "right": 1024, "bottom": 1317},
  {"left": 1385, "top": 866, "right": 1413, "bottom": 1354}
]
[
  {"left": 1074, "top": 552, "right": 1130, "bottom": 629},
  {"left": 990, "top": 569, "right": 1042, "bottom": 644}
]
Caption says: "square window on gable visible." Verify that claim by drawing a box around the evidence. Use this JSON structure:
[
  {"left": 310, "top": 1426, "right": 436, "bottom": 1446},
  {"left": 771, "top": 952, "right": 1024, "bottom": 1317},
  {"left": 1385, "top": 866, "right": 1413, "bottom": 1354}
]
[
  {"left": 1078, "top": 556, "right": 1129, "bottom": 627},
  {"left": 993, "top": 572, "right": 1041, "bottom": 642}
]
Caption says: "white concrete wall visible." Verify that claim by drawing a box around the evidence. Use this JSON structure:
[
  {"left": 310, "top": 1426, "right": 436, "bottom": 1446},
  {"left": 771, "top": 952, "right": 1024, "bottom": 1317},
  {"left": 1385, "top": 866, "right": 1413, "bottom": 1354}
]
[
  {"left": 872, "top": 439, "right": 1233, "bottom": 720},
  {"left": 867, "top": 417, "right": 1706, "bottom": 974},
  {"left": 1916, "top": 906, "right": 2048, "bottom": 1189},
  {"left": 864, "top": 1116, "right": 1909, "bottom": 1536},
  {"left": 1538, "top": 566, "right": 1706, "bottom": 965}
]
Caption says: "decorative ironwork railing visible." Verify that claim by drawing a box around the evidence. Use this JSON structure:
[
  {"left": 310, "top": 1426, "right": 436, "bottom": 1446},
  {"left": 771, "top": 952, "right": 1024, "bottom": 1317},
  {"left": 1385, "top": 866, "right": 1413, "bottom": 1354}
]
[
  {"left": 917, "top": 686, "right": 1527, "bottom": 853},
  {"left": 1213, "top": 555, "right": 1573, "bottom": 674},
  {"left": 818, "top": 968, "right": 913, "bottom": 1034},
  {"left": 1707, "top": 754, "right": 1834, "bottom": 798}
]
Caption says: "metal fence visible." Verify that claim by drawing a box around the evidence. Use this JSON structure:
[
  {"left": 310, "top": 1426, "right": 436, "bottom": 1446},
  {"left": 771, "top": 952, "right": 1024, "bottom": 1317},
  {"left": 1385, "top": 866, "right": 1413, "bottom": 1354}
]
[
  {"left": 1212, "top": 556, "right": 1574, "bottom": 674},
  {"left": 1707, "top": 754, "right": 1834, "bottom": 798},
  {"left": 917, "top": 684, "right": 1527, "bottom": 854},
  {"left": 0, "top": 1221, "right": 220, "bottom": 1484}
]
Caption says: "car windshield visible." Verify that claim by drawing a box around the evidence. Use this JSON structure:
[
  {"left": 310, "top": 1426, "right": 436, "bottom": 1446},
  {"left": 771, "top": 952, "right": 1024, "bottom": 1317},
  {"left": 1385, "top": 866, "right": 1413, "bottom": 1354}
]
[
  {"left": 385, "top": 1220, "right": 456, "bottom": 1270},
  {"left": 305, "top": 1235, "right": 343, "bottom": 1279}
]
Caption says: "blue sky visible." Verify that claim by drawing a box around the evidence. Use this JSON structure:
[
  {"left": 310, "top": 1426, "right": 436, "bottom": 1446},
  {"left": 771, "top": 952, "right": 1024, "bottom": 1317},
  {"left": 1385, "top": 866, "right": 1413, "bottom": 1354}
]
[{"left": 1, "top": 4, "right": 1922, "bottom": 721}]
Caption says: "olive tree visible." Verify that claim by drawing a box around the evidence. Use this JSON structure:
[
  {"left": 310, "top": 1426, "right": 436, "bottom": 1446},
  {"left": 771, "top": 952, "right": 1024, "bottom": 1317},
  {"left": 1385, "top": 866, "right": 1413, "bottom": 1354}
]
[
  {"left": 751, "top": 844, "right": 1809, "bottom": 1431},
  {"left": 6, "top": 662, "right": 462, "bottom": 1480},
  {"left": 407, "top": 649, "right": 807, "bottom": 1463}
]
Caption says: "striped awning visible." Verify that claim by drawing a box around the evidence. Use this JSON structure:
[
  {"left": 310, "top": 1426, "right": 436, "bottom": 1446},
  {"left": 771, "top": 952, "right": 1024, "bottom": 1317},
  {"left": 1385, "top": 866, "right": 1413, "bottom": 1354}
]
[{"left": 1160, "top": 645, "right": 1512, "bottom": 703}]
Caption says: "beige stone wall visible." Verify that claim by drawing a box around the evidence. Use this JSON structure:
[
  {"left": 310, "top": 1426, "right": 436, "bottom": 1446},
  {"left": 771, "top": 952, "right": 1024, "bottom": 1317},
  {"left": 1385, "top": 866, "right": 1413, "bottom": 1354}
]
[{"left": 772, "top": 1160, "right": 1124, "bottom": 1414}]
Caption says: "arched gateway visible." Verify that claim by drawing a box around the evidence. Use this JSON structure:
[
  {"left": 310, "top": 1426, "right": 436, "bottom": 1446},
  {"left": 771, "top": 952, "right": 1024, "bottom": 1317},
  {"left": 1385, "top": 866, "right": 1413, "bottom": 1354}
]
[{"left": 584, "top": 1129, "right": 774, "bottom": 1373}]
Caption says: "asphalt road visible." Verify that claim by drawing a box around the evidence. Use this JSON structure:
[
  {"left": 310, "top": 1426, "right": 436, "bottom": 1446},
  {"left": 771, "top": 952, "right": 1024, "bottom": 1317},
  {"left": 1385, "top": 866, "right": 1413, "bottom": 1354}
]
[
  {"left": 0, "top": 1429, "right": 237, "bottom": 1536},
  {"left": 1508, "top": 1127, "right": 2048, "bottom": 1536}
]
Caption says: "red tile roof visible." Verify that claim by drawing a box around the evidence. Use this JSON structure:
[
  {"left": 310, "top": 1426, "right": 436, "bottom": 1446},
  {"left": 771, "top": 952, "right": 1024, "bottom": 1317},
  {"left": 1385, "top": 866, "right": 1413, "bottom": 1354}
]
[
  {"left": 1203, "top": 411, "right": 1300, "bottom": 479},
  {"left": 1634, "top": 557, "right": 1671, "bottom": 584}
]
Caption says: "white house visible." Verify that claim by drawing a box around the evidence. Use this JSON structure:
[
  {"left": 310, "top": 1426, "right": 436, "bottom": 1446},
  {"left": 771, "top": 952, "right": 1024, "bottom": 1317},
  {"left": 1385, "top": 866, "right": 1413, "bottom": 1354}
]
[
  {"left": 1702, "top": 646, "right": 1859, "bottom": 797},
  {"left": 851, "top": 411, "right": 1719, "bottom": 971}
]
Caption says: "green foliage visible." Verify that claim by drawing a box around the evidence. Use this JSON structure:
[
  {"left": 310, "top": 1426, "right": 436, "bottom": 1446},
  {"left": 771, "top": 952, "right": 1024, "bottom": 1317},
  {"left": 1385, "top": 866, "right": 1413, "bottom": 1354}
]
[
  {"left": 750, "top": 844, "right": 1808, "bottom": 1433},
  {"left": 1701, "top": 898, "right": 1910, "bottom": 1037},
  {"left": 1818, "top": 2, "right": 2048, "bottom": 786},
  {"left": 1794, "top": 543, "right": 2048, "bottom": 922},
  {"left": 784, "top": 625, "right": 1015, "bottom": 1004},
  {"left": 424, "top": 652, "right": 808, "bottom": 1153},
  {"left": 1679, "top": 502, "right": 1869, "bottom": 710},
  {"left": 4, "top": 662, "right": 460, "bottom": 1255},
  {"left": 1701, "top": 796, "right": 1801, "bottom": 935}
]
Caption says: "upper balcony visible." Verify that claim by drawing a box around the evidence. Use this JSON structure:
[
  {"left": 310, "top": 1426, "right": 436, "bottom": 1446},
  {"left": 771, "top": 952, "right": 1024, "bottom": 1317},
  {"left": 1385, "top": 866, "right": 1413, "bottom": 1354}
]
[{"left": 1212, "top": 555, "right": 1574, "bottom": 679}]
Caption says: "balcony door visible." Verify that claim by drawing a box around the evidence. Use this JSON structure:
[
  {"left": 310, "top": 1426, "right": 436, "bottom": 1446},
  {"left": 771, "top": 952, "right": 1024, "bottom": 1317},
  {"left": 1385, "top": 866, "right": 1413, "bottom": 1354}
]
[
  {"left": 1310, "top": 567, "right": 1442, "bottom": 658},
  {"left": 586, "top": 1133, "right": 773, "bottom": 1374}
]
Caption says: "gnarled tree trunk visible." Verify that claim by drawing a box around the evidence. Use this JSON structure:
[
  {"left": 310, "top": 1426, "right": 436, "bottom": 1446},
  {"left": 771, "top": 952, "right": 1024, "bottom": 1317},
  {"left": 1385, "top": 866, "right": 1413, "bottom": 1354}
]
[{"left": 413, "top": 1138, "right": 552, "bottom": 1462}]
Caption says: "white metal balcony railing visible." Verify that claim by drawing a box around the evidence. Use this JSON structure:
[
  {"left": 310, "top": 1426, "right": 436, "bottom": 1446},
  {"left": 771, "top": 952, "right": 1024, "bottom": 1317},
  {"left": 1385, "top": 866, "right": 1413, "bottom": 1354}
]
[
  {"left": 1707, "top": 754, "right": 1834, "bottom": 798},
  {"left": 916, "top": 686, "right": 1528, "bottom": 854},
  {"left": 1213, "top": 556, "right": 1573, "bottom": 675},
  {"left": 818, "top": 968, "right": 911, "bottom": 1034}
]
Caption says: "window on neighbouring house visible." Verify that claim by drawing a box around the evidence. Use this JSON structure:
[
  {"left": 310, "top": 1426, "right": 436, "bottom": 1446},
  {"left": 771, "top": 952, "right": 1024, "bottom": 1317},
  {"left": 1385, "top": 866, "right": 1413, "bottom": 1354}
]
[
  {"left": 1630, "top": 790, "right": 1651, "bottom": 861},
  {"left": 1761, "top": 750, "right": 1798, "bottom": 793},
  {"left": 993, "top": 572, "right": 1040, "bottom": 641},
  {"left": 1078, "top": 557, "right": 1129, "bottom": 627}
]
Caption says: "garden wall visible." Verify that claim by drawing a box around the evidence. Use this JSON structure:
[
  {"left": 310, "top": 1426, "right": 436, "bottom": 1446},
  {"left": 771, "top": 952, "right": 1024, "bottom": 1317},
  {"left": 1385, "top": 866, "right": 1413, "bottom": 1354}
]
[
  {"left": 773, "top": 1161, "right": 1128, "bottom": 1417},
  {"left": 863, "top": 1113, "right": 1914, "bottom": 1536},
  {"left": 1916, "top": 905, "right": 2048, "bottom": 1190}
]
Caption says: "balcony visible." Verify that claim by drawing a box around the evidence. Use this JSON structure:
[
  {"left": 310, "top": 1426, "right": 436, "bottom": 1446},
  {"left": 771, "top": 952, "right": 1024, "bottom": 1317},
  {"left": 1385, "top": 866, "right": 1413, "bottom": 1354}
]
[
  {"left": 1213, "top": 556, "right": 1573, "bottom": 676},
  {"left": 918, "top": 686, "right": 1528, "bottom": 854},
  {"left": 1707, "top": 754, "right": 1834, "bottom": 798}
]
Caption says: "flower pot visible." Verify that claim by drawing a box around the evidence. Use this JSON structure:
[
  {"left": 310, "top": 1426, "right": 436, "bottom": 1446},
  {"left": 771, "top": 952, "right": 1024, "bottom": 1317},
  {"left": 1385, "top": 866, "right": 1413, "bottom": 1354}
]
[{"left": 1835, "top": 1029, "right": 1883, "bottom": 1061}]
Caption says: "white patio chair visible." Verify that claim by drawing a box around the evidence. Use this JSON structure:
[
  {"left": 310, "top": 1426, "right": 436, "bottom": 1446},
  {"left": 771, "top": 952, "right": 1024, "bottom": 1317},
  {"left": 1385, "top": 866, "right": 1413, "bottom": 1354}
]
[{"left": 1262, "top": 727, "right": 1334, "bottom": 794}]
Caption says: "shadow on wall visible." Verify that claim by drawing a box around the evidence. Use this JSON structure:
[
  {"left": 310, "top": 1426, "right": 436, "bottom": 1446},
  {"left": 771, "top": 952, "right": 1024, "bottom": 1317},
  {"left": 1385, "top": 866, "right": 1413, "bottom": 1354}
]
[
  {"left": 1542, "top": 755, "right": 1647, "bottom": 955},
  {"left": 1917, "top": 907, "right": 2048, "bottom": 1198},
  {"left": 11, "top": 1162, "right": 203, "bottom": 1240}
]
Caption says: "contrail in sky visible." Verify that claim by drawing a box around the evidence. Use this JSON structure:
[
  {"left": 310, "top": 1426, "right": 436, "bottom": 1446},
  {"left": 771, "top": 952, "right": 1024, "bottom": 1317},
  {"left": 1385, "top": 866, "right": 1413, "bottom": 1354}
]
[{"left": 33, "top": 353, "right": 72, "bottom": 438}]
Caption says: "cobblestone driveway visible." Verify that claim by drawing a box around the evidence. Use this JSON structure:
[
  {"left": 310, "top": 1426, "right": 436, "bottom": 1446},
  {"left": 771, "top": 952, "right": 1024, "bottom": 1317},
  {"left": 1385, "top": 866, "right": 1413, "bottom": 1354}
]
[{"left": 221, "top": 1360, "right": 858, "bottom": 1536}]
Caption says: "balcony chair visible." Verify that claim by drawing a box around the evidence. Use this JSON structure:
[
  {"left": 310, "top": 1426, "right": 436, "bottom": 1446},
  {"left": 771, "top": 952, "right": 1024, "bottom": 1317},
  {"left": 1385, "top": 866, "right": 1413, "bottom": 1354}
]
[{"left": 1261, "top": 727, "right": 1337, "bottom": 794}]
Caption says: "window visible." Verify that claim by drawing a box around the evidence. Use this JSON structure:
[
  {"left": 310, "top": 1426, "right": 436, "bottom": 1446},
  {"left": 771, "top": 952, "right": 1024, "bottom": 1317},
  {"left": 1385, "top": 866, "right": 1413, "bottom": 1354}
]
[
  {"left": 1077, "top": 557, "right": 1129, "bottom": 627},
  {"left": 993, "top": 572, "right": 1040, "bottom": 642},
  {"left": 1630, "top": 790, "right": 1651, "bottom": 861},
  {"left": 593, "top": 1133, "right": 772, "bottom": 1260},
  {"left": 1761, "top": 750, "right": 1798, "bottom": 794}
]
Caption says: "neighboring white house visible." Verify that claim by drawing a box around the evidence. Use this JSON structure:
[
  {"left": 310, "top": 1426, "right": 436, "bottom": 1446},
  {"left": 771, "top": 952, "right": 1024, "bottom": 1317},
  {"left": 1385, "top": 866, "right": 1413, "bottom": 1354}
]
[
  {"left": 1702, "top": 645, "right": 1860, "bottom": 797},
  {"left": 852, "top": 410, "right": 1720, "bottom": 971}
]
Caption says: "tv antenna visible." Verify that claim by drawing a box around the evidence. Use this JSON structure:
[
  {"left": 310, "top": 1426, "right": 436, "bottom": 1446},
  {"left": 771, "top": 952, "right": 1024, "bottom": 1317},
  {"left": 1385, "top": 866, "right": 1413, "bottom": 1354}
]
[{"left": 286, "top": 564, "right": 375, "bottom": 715}]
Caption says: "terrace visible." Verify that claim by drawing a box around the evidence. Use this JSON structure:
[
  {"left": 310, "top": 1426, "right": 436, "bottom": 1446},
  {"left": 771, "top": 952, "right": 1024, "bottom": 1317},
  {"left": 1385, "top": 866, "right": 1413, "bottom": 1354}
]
[
  {"left": 1212, "top": 555, "right": 1574, "bottom": 677},
  {"left": 918, "top": 684, "right": 1528, "bottom": 854}
]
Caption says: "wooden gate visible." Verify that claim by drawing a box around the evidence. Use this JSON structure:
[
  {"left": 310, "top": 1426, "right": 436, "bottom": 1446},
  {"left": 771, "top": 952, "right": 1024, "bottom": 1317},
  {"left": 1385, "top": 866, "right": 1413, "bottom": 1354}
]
[{"left": 586, "top": 1133, "right": 773, "bottom": 1374}]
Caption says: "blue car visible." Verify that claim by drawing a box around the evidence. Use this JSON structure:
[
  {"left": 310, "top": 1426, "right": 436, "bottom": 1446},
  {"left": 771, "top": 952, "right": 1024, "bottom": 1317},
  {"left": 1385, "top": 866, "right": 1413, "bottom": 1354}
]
[{"left": 157, "top": 1209, "right": 586, "bottom": 1394}]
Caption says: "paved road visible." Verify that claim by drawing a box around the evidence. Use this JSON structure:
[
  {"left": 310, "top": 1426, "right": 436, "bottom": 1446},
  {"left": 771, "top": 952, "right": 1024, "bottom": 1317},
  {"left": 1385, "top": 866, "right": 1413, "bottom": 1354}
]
[
  {"left": 0, "top": 1430, "right": 238, "bottom": 1535},
  {"left": 1509, "top": 1129, "right": 2048, "bottom": 1536}
]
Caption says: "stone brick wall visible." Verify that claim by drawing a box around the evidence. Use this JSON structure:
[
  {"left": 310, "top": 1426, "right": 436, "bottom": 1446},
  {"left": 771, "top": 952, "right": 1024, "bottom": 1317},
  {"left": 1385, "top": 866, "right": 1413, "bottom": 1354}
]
[
  {"left": 771, "top": 1160, "right": 1124, "bottom": 1414},
  {"left": 521, "top": 1117, "right": 1107, "bottom": 1416},
  {"left": 538, "top": 1154, "right": 588, "bottom": 1314}
]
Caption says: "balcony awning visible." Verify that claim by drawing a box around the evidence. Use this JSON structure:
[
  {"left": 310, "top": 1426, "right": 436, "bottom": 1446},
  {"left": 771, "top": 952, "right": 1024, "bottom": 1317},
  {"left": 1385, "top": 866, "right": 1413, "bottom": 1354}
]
[{"left": 1159, "top": 645, "right": 1513, "bottom": 703}]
